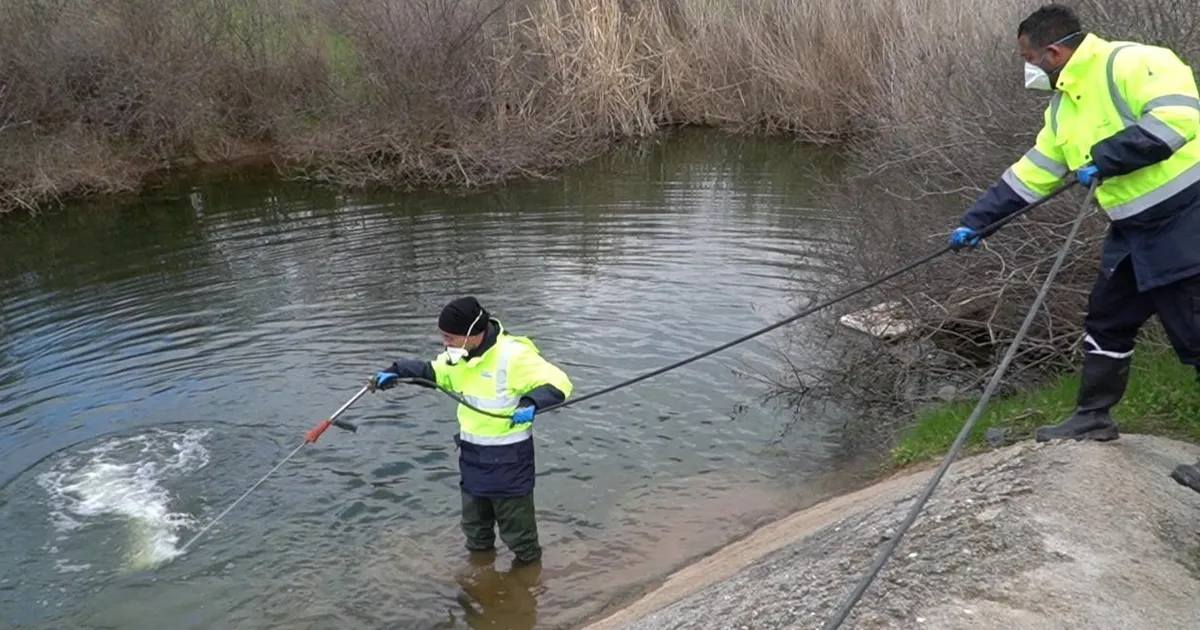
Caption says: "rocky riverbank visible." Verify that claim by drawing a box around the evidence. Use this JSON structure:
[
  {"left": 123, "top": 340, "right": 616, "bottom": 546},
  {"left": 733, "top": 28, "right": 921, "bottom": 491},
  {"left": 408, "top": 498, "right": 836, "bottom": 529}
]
[{"left": 580, "top": 435, "right": 1200, "bottom": 629}]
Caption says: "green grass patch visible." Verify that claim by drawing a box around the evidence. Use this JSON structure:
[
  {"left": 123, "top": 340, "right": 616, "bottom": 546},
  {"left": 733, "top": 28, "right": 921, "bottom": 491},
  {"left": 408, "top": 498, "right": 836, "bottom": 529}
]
[
  {"left": 325, "top": 32, "right": 360, "bottom": 84},
  {"left": 891, "top": 338, "right": 1200, "bottom": 468}
]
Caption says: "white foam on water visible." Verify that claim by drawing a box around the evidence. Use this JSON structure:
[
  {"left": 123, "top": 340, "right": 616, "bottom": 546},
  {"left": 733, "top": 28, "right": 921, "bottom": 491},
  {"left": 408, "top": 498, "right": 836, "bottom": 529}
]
[
  {"left": 36, "top": 427, "right": 211, "bottom": 570},
  {"left": 53, "top": 558, "right": 92, "bottom": 573}
]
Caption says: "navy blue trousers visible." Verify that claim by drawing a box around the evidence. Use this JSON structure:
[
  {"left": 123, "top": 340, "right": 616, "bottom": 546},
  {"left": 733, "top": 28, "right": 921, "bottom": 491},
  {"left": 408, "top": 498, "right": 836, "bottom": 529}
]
[{"left": 1084, "top": 257, "right": 1200, "bottom": 369}]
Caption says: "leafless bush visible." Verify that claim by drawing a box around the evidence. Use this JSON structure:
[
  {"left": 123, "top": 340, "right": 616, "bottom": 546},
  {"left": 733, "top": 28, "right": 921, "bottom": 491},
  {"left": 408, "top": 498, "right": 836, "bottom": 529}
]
[{"left": 0, "top": 0, "right": 335, "bottom": 206}]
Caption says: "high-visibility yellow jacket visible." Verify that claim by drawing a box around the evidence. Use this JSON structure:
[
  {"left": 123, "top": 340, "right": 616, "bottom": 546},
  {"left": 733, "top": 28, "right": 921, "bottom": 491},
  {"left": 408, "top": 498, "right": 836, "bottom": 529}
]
[
  {"left": 388, "top": 318, "right": 573, "bottom": 497},
  {"left": 430, "top": 319, "right": 573, "bottom": 447},
  {"left": 963, "top": 33, "right": 1200, "bottom": 291}
]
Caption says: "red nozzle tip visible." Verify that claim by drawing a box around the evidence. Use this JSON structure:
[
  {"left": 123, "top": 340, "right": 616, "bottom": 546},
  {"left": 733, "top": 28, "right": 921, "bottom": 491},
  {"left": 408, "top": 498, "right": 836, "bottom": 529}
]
[{"left": 305, "top": 419, "right": 333, "bottom": 443}]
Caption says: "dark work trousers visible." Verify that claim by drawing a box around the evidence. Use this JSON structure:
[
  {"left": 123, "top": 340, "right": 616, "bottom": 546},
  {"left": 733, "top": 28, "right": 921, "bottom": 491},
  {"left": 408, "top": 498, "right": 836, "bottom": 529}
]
[
  {"left": 460, "top": 489, "right": 541, "bottom": 563},
  {"left": 1084, "top": 257, "right": 1200, "bottom": 370}
]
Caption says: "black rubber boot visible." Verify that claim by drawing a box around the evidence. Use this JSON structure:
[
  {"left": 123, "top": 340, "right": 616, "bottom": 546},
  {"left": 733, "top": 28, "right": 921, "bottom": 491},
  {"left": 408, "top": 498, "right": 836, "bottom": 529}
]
[
  {"left": 1034, "top": 352, "right": 1129, "bottom": 442},
  {"left": 1170, "top": 459, "right": 1200, "bottom": 494},
  {"left": 1168, "top": 369, "right": 1200, "bottom": 492}
]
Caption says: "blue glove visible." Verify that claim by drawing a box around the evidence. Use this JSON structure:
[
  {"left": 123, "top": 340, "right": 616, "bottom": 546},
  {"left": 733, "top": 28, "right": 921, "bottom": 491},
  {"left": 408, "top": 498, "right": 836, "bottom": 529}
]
[
  {"left": 948, "top": 226, "right": 981, "bottom": 250},
  {"left": 511, "top": 405, "right": 535, "bottom": 425},
  {"left": 1077, "top": 164, "right": 1100, "bottom": 186},
  {"left": 372, "top": 371, "right": 398, "bottom": 391}
]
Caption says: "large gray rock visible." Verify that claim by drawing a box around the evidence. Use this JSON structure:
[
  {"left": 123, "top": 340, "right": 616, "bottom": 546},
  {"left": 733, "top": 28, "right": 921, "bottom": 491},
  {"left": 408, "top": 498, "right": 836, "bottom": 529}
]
[{"left": 581, "top": 435, "right": 1200, "bottom": 630}]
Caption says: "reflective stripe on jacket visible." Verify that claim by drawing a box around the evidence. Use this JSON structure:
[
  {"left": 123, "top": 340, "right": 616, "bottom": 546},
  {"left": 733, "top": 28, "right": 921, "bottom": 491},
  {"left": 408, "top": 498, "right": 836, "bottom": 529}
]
[{"left": 430, "top": 319, "right": 573, "bottom": 497}]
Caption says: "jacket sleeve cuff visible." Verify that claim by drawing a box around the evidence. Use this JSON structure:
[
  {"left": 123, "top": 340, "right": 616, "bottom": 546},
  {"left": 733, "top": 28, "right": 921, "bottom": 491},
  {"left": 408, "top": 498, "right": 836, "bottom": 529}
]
[
  {"left": 961, "top": 179, "right": 1030, "bottom": 231},
  {"left": 389, "top": 359, "right": 437, "bottom": 386},
  {"left": 520, "top": 384, "right": 566, "bottom": 409},
  {"left": 1090, "top": 126, "right": 1175, "bottom": 178}
]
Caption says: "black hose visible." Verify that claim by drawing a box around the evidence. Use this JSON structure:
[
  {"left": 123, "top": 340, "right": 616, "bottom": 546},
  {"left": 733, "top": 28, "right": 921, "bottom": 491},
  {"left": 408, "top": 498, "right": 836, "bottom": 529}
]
[
  {"left": 385, "top": 178, "right": 1081, "bottom": 419},
  {"left": 820, "top": 179, "right": 1097, "bottom": 629}
]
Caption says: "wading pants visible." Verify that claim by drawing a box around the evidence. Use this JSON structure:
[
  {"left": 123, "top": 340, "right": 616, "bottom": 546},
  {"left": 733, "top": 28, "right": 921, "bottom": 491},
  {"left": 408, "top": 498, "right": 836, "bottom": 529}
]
[{"left": 461, "top": 489, "right": 541, "bottom": 563}]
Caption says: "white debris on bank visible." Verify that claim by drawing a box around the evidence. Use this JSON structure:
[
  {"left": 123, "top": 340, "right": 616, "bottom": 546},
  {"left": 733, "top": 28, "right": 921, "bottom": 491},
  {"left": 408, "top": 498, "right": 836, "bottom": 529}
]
[{"left": 838, "top": 301, "right": 916, "bottom": 340}]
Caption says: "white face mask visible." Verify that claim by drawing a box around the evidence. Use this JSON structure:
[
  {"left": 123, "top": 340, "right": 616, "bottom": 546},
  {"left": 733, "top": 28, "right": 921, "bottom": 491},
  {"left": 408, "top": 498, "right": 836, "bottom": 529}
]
[
  {"left": 1024, "top": 62, "right": 1052, "bottom": 91},
  {"left": 1022, "top": 31, "right": 1081, "bottom": 92},
  {"left": 444, "top": 345, "right": 469, "bottom": 365},
  {"left": 443, "top": 309, "right": 484, "bottom": 365}
]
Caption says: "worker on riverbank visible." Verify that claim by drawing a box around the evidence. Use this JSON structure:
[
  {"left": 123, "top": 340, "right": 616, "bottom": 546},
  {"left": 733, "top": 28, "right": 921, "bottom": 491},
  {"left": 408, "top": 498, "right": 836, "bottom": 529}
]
[
  {"left": 946, "top": 4, "right": 1200, "bottom": 492},
  {"left": 369, "top": 296, "right": 573, "bottom": 564}
]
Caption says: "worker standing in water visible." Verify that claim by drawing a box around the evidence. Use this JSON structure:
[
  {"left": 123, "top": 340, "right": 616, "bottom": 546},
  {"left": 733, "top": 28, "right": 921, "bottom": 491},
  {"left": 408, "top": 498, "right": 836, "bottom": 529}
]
[
  {"left": 369, "top": 296, "right": 573, "bottom": 565},
  {"left": 946, "top": 4, "right": 1200, "bottom": 490}
]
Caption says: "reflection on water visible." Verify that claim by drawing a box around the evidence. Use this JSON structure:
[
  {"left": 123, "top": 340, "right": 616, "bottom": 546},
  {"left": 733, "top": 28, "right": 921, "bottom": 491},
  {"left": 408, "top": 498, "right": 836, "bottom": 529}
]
[
  {"left": 0, "top": 130, "right": 866, "bottom": 629},
  {"left": 450, "top": 551, "right": 543, "bottom": 630}
]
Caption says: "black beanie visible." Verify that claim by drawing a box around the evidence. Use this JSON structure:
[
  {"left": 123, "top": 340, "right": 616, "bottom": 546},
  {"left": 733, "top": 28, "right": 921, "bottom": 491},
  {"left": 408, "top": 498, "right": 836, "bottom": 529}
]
[{"left": 438, "top": 296, "right": 489, "bottom": 335}]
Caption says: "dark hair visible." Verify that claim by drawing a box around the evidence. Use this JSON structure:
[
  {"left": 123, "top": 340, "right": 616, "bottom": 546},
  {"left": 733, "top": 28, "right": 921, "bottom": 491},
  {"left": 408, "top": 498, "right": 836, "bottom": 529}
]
[{"left": 1018, "top": 4, "right": 1085, "bottom": 48}]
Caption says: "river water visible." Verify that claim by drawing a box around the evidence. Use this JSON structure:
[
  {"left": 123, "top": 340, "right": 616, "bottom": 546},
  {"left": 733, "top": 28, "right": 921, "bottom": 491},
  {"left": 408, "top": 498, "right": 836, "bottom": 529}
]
[{"left": 0, "top": 131, "right": 869, "bottom": 629}]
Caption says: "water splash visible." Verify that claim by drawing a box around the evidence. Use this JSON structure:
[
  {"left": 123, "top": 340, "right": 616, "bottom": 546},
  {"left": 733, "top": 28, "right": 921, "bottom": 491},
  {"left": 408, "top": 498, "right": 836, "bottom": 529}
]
[{"left": 36, "top": 428, "right": 211, "bottom": 570}]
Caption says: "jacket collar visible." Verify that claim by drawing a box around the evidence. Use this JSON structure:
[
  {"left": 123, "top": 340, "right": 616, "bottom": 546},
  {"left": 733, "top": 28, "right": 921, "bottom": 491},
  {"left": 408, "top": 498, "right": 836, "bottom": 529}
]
[
  {"left": 1054, "top": 32, "right": 1108, "bottom": 94},
  {"left": 464, "top": 318, "right": 503, "bottom": 361}
]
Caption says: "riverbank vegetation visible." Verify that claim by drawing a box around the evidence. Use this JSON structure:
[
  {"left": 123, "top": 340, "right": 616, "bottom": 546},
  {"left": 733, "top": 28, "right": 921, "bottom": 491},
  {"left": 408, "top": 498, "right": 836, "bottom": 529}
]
[
  {"left": 0, "top": 0, "right": 896, "bottom": 212},
  {"left": 6, "top": 0, "right": 1173, "bottom": 213},
  {"left": 888, "top": 332, "right": 1200, "bottom": 467}
]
